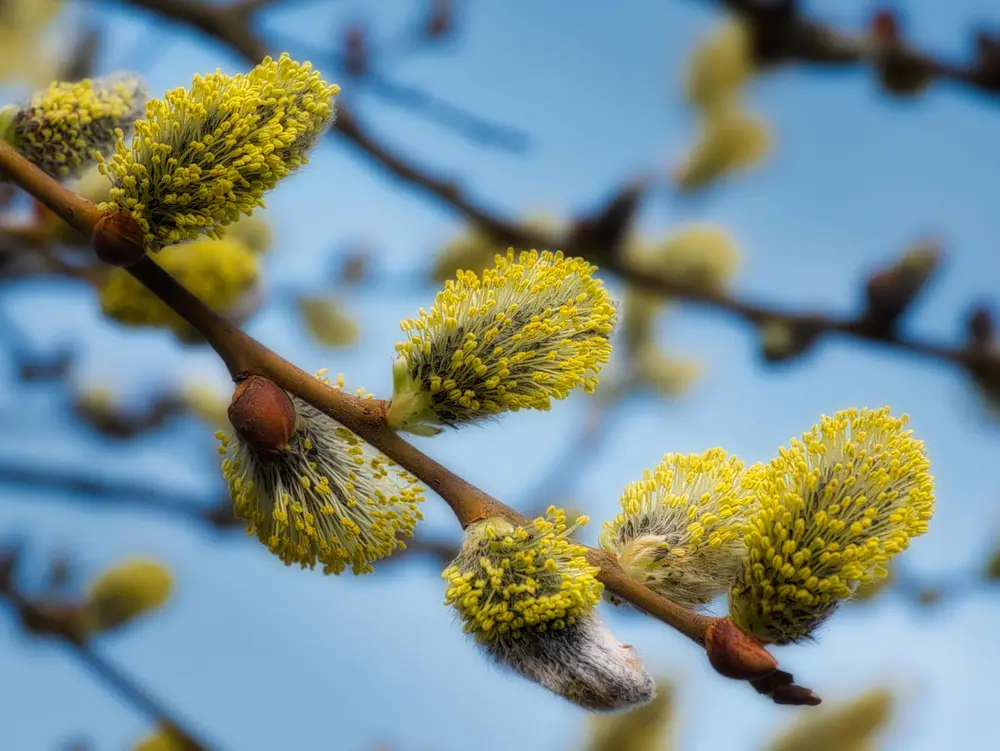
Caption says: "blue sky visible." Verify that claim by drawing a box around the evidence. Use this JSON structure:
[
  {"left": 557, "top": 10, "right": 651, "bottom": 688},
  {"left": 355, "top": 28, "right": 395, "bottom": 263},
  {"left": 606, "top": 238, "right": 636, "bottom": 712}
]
[{"left": 2, "top": 0, "right": 1000, "bottom": 749}]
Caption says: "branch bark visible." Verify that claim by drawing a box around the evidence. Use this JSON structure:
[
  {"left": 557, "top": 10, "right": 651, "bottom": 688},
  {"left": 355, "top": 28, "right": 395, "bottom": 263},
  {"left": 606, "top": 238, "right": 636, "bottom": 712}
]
[
  {"left": 108, "top": 0, "right": 999, "bottom": 383},
  {"left": 0, "top": 118, "right": 817, "bottom": 705}
]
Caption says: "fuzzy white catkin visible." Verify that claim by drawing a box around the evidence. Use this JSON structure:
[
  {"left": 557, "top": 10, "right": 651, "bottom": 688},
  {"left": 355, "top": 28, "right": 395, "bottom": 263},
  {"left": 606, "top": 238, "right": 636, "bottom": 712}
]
[{"left": 483, "top": 612, "right": 656, "bottom": 712}]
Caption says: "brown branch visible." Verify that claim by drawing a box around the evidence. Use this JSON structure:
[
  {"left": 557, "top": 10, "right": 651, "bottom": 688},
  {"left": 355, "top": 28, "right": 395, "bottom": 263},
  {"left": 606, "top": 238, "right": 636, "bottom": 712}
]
[
  {"left": 340, "top": 109, "right": 1000, "bottom": 381},
  {"left": 0, "top": 460, "right": 234, "bottom": 522},
  {"left": 117, "top": 0, "right": 528, "bottom": 152},
  {"left": 108, "top": 0, "right": 1000, "bottom": 378},
  {"left": 712, "top": 0, "right": 1000, "bottom": 99},
  {"left": 118, "top": 0, "right": 268, "bottom": 61},
  {"left": 0, "top": 122, "right": 816, "bottom": 705}
]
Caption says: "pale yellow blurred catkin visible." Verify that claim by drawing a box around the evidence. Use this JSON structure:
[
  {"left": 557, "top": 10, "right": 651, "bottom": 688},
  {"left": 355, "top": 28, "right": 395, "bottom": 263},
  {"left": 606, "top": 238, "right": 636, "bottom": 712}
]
[
  {"left": 131, "top": 725, "right": 189, "bottom": 751},
  {"left": 583, "top": 679, "right": 675, "bottom": 751},
  {"left": 85, "top": 558, "right": 173, "bottom": 633},
  {"left": 675, "top": 104, "right": 771, "bottom": 192},
  {"left": 767, "top": 688, "right": 894, "bottom": 751},
  {"left": 220, "top": 213, "right": 273, "bottom": 255},
  {"left": 73, "top": 384, "right": 117, "bottom": 423},
  {"left": 0, "top": 0, "right": 64, "bottom": 87},
  {"left": 178, "top": 382, "right": 231, "bottom": 428},
  {"left": 684, "top": 16, "right": 755, "bottom": 114},
  {"left": 296, "top": 297, "right": 360, "bottom": 347},
  {"left": 633, "top": 345, "right": 702, "bottom": 399},
  {"left": 431, "top": 214, "right": 564, "bottom": 282},
  {"left": 639, "top": 224, "right": 741, "bottom": 291}
]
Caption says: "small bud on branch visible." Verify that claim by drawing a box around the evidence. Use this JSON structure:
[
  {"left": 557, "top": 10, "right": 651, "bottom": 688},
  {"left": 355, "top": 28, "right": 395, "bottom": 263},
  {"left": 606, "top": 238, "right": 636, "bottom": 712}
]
[{"left": 228, "top": 376, "right": 296, "bottom": 462}]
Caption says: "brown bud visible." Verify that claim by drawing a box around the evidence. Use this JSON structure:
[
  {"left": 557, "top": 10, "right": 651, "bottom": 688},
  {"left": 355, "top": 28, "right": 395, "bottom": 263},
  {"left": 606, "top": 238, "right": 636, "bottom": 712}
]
[
  {"left": 916, "top": 587, "right": 942, "bottom": 606},
  {"left": 343, "top": 26, "right": 368, "bottom": 77},
  {"left": 968, "top": 305, "right": 995, "bottom": 348},
  {"left": 566, "top": 175, "right": 648, "bottom": 266},
  {"left": 704, "top": 616, "right": 777, "bottom": 681},
  {"left": 91, "top": 211, "right": 146, "bottom": 267},
  {"left": 871, "top": 9, "right": 899, "bottom": 43},
  {"left": 863, "top": 240, "right": 942, "bottom": 331},
  {"left": 20, "top": 600, "right": 89, "bottom": 641},
  {"left": 228, "top": 376, "right": 296, "bottom": 461}
]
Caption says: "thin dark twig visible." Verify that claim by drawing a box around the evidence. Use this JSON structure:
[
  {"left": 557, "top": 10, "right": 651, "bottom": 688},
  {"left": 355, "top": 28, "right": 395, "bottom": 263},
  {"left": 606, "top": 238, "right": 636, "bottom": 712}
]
[
  {"left": 0, "top": 461, "right": 224, "bottom": 520},
  {"left": 357, "top": 74, "right": 530, "bottom": 153},
  {"left": 0, "top": 583, "right": 214, "bottom": 751},
  {"left": 711, "top": 0, "right": 1000, "bottom": 100},
  {"left": 112, "top": 0, "right": 1000, "bottom": 379},
  {"left": 0, "top": 136, "right": 817, "bottom": 705}
]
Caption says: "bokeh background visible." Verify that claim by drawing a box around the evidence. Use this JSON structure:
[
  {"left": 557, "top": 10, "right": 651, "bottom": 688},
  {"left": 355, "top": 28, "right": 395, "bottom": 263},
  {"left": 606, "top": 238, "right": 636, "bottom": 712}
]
[{"left": 2, "top": 0, "right": 999, "bottom": 749}]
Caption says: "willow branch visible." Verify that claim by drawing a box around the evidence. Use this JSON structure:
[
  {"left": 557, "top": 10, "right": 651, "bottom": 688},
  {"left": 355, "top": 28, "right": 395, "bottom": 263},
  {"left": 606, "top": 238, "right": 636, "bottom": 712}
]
[
  {"left": 109, "top": 0, "right": 1000, "bottom": 378},
  {"left": 0, "top": 581, "right": 212, "bottom": 751},
  {"left": 0, "top": 131, "right": 816, "bottom": 704},
  {"left": 712, "top": 0, "right": 1000, "bottom": 99}
]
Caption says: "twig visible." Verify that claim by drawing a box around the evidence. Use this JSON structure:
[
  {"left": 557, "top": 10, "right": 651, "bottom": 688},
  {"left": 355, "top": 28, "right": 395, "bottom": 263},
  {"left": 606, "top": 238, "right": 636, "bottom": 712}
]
[
  {"left": 116, "top": 0, "right": 528, "bottom": 151},
  {"left": 0, "top": 460, "right": 228, "bottom": 521},
  {"left": 0, "top": 115, "right": 817, "bottom": 705},
  {"left": 710, "top": 0, "right": 1000, "bottom": 100},
  {"left": 345, "top": 112, "right": 1000, "bottom": 382},
  {"left": 352, "top": 74, "right": 530, "bottom": 153},
  {"left": 0, "top": 574, "right": 213, "bottom": 751}
]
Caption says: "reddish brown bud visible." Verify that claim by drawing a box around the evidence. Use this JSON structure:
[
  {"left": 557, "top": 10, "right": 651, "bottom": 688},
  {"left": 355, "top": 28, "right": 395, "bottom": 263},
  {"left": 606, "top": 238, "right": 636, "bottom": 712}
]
[
  {"left": 228, "top": 376, "right": 296, "bottom": 462},
  {"left": 91, "top": 211, "right": 146, "bottom": 267},
  {"left": 863, "top": 240, "right": 942, "bottom": 330},
  {"left": 20, "top": 600, "right": 89, "bottom": 641},
  {"left": 871, "top": 9, "right": 900, "bottom": 43},
  {"left": 968, "top": 305, "right": 995, "bottom": 348},
  {"left": 340, "top": 250, "right": 369, "bottom": 284},
  {"left": 704, "top": 617, "right": 778, "bottom": 681}
]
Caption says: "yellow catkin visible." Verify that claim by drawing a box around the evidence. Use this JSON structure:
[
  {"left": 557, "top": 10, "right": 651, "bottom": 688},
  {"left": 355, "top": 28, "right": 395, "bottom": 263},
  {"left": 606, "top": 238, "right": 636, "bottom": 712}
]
[
  {"left": 444, "top": 509, "right": 656, "bottom": 711},
  {"left": 389, "top": 249, "right": 617, "bottom": 435},
  {"left": 296, "top": 297, "right": 359, "bottom": 347},
  {"left": 443, "top": 508, "right": 602, "bottom": 643},
  {"left": 684, "top": 16, "right": 755, "bottom": 114},
  {"left": 131, "top": 726, "right": 188, "bottom": 751},
  {"left": 179, "top": 382, "right": 230, "bottom": 428},
  {"left": 86, "top": 558, "right": 173, "bottom": 632},
  {"left": 0, "top": 74, "right": 146, "bottom": 179},
  {"left": 600, "top": 449, "right": 757, "bottom": 608},
  {"left": 675, "top": 104, "right": 771, "bottom": 192},
  {"left": 98, "top": 53, "right": 339, "bottom": 249},
  {"left": 0, "top": 0, "right": 64, "bottom": 86},
  {"left": 636, "top": 224, "right": 740, "bottom": 292},
  {"left": 218, "top": 371, "right": 424, "bottom": 575},
  {"left": 99, "top": 236, "right": 259, "bottom": 339},
  {"left": 730, "top": 407, "right": 935, "bottom": 643},
  {"left": 584, "top": 679, "right": 675, "bottom": 751},
  {"left": 767, "top": 687, "right": 894, "bottom": 751}
]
